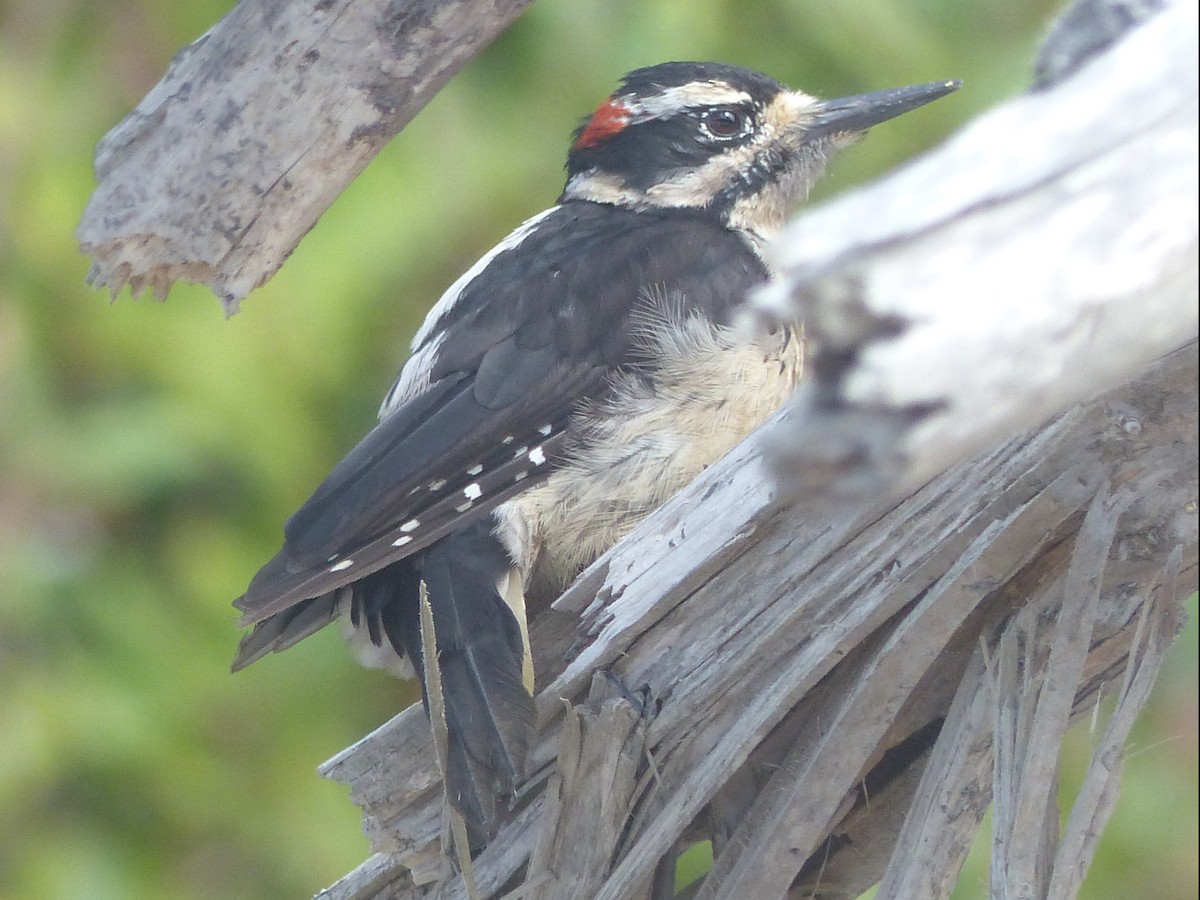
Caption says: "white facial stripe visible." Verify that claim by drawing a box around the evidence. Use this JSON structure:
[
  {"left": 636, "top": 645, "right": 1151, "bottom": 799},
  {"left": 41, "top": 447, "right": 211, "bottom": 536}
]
[
  {"left": 566, "top": 89, "right": 827, "bottom": 225},
  {"left": 566, "top": 154, "right": 756, "bottom": 210},
  {"left": 647, "top": 141, "right": 762, "bottom": 206},
  {"left": 626, "top": 81, "right": 754, "bottom": 118},
  {"left": 648, "top": 116, "right": 796, "bottom": 209},
  {"left": 563, "top": 171, "right": 643, "bottom": 206}
]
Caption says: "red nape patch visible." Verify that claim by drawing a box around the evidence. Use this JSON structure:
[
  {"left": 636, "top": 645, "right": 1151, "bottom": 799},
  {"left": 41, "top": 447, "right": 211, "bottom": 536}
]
[{"left": 574, "top": 99, "right": 632, "bottom": 149}]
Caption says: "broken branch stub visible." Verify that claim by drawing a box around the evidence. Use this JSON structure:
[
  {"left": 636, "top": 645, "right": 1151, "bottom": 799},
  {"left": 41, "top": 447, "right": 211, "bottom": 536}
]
[{"left": 76, "top": 0, "right": 534, "bottom": 313}]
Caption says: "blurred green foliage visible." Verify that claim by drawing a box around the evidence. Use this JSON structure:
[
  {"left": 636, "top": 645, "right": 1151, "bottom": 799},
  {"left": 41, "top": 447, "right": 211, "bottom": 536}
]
[{"left": 0, "top": 1, "right": 1193, "bottom": 898}]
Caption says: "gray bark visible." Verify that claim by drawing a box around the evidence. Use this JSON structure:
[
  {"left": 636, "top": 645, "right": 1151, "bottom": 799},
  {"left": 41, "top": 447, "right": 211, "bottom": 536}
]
[{"left": 76, "top": 0, "right": 533, "bottom": 312}]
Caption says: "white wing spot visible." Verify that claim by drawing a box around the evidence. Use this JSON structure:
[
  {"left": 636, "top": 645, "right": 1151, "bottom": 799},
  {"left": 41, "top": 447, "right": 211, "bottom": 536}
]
[
  {"left": 537, "top": 424, "right": 553, "bottom": 436},
  {"left": 513, "top": 471, "right": 527, "bottom": 482},
  {"left": 502, "top": 435, "right": 515, "bottom": 445},
  {"left": 393, "top": 535, "right": 413, "bottom": 547},
  {"left": 529, "top": 446, "right": 547, "bottom": 466},
  {"left": 455, "top": 501, "right": 474, "bottom": 513},
  {"left": 400, "top": 519, "right": 420, "bottom": 533},
  {"left": 463, "top": 482, "right": 483, "bottom": 500},
  {"left": 467, "top": 464, "right": 484, "bottom": 476},
  {"left": 428, "top": 479, "right": 446, "bottom": 492},
  {"left": 512, "top": 446, "right": 529, "bottom": 458},
  {"left": 330, "top": 559, "right": 354, "bottom": 572}
]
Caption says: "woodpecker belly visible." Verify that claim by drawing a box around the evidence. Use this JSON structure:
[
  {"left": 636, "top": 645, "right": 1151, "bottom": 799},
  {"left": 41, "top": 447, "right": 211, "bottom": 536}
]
[{"left": 496, "top": 309, "right": 802, "bottom": 603}]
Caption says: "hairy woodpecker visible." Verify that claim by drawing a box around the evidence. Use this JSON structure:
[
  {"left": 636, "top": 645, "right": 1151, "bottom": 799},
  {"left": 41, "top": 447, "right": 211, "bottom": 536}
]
[{"left": 232, "top": 62, "right": 958, "bottom": 839}]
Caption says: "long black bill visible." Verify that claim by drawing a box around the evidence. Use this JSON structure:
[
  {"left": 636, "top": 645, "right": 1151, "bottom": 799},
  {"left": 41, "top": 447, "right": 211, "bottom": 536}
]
[{"left": 808, "top": 80, "right": 961, "bottom": 136}]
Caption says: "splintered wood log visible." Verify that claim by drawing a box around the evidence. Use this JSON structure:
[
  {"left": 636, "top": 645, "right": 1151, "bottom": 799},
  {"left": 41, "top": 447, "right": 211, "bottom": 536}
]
[{"left": 318, "top": 346, "right": 1195, "bottom": 900}]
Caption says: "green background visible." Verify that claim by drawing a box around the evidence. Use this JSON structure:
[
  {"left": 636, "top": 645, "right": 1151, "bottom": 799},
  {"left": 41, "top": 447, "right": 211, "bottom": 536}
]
[{"left": 0, "top": 0, "right": 1194, "bottom": 898}]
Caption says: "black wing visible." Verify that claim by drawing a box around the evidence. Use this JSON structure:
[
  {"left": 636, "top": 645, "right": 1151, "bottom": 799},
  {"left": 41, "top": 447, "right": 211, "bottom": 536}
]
[{"left": 235, "top": 201, "right": 768, "bottom": 625}]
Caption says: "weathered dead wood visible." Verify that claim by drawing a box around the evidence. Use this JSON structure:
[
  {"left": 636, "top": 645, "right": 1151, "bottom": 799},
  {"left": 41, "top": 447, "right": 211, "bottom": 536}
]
[
  {"left": 988, "top": 487, "right": 1133, "bottom": 898},
  {"left": 698, "top": 484, "right": 1129, "bottom": 900},
  {"left": 524, "top": 674, "right": 655, "bottom": 900},
  {"left": 865, "top": 652, "right": 995, "bottom": 900},
  {"left": 76, "top": 0, "right": 533, "bottom": 311},
  {"left": 1045, "top": 547, "right": 1185, "bottom": 900},
  {"left": 317, "top": 340, "right": 1195, "bottom": 899},
  {"left": 865, "top": 536, "right": 1185, "bottom": 900},
  {"left": 754, "top": 0, "right": 1197, "bottom": 499}
]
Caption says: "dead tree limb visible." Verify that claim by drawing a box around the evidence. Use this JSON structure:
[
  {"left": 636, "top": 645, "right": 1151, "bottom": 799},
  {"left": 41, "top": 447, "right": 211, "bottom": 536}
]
[
  {"left": 76, "top": 0, "right": 534, "bottom": 311},
  {"left": 753, "top": 0, "right": 1196, "bottom": 499}
]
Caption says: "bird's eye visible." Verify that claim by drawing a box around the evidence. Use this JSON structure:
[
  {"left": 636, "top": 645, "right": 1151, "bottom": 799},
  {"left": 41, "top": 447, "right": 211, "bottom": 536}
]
[{"left": 700, "top": 107, "right": 748, "bottom": 139}]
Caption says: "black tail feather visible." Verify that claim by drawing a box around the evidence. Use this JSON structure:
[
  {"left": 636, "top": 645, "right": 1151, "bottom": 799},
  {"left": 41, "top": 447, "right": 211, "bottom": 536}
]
[
  {"left": 359, "top": 521, "right": 535, "bottom": 840},
  {"left": 233, "top": 519, "right": 533, "bottom": 840},
  {"left": 231, "top": 592, "right": 341, "bottom": 671},
  {"left": 417, "top": 525, "right": 534, "bottom": 837}
]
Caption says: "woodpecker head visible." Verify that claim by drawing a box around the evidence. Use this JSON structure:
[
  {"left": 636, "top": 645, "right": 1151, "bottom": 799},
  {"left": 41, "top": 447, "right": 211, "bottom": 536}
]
[{"left": 564, "top": 61, "right": 958, "bottom": 237}]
